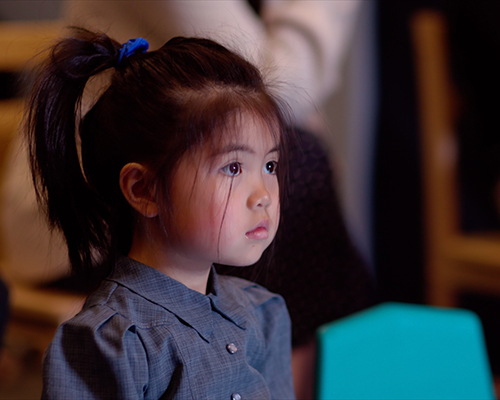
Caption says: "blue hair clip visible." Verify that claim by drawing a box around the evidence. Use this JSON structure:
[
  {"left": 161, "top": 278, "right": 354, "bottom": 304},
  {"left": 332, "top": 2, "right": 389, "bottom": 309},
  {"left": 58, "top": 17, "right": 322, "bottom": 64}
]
[{"left": 117, "top": 38, "right": 149, "bottom": 66}]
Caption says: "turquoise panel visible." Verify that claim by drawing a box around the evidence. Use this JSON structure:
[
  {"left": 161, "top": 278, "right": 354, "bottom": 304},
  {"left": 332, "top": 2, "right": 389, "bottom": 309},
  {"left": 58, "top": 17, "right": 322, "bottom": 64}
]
[{"left": 316, "top": 302, "right": 496, "bottom": 400}]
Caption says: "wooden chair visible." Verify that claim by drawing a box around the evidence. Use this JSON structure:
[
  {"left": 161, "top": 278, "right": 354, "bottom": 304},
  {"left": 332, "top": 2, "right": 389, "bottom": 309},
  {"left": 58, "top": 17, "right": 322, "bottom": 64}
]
[
  {"left": 411, "top": 10, "right": 500, "bottom": 307},
  {"left": 0, "top": 20, "right": 85, "bottom": 355}
]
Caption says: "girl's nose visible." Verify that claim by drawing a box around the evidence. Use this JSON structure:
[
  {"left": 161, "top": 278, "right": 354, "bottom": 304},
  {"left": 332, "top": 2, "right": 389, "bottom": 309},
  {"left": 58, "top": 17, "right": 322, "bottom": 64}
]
[{"left": 247, "top": 183, "right": 271, "bottom": 210}]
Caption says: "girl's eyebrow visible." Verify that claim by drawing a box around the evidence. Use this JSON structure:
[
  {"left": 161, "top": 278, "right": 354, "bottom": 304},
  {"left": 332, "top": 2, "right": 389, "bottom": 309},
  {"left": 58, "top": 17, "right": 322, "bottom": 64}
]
[
  {"left": 210, "top": 144, "right": 279, "bottom": 158},
  {"left": 213, "top": 144, "right": 254, "bottom": 157}
]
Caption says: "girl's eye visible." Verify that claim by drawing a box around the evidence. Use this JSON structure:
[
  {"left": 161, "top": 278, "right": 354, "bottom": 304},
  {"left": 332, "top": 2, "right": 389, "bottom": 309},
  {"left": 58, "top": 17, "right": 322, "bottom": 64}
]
[
  {"left": 221, "top": 162, "right": 242, "bottom": 176},
  {"left": 265, "top": 161, "right": 278, "bottom": 174}
]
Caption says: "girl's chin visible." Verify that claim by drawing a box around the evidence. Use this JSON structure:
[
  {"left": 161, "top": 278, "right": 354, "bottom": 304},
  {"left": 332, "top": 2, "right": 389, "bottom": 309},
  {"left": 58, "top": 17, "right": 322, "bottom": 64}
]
[{"left": 218, "top": 255, "right": 265, "bottom": 268}]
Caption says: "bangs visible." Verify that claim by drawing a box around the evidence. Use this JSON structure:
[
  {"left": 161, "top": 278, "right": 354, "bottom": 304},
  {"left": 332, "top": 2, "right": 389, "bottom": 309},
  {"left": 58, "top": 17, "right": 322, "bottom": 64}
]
[{"left": 180, "top": 86, "right": 289, "bottom": 158}]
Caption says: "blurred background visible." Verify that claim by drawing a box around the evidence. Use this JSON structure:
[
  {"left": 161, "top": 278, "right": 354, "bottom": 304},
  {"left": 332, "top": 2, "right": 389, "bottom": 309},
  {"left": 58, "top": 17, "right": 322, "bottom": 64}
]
[{"left": 1, "top": 0, "right": 500, "bottom": 398}]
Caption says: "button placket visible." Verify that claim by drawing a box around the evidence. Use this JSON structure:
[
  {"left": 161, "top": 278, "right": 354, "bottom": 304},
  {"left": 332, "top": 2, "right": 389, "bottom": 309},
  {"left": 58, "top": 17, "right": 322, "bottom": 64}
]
[{"left": 227, "top": 343, "right": 240, "bottom": 399}]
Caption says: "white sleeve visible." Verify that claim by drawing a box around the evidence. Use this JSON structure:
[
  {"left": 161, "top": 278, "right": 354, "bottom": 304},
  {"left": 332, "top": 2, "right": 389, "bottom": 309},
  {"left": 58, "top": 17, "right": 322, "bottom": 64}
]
[
  {"left": 65, "top": 0, "right": 361, "bottom": 125},
  {"left": 260, "top": 1, "right": 361, "bottom": 123},
  {"left": 160, "top": 0, "right": 362, "bottom": 124}
]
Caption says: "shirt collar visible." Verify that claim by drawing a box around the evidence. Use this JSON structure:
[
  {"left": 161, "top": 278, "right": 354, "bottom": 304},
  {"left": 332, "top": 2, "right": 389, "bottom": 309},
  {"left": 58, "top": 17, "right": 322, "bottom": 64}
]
[{"left": 106, "top": 257, "right": 246, "bottom": 342}]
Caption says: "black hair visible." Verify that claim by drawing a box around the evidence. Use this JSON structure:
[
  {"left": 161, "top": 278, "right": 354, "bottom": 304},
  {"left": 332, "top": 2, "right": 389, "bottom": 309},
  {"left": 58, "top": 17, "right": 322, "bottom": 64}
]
[{"left": 26, "top": 28, "right": 290, "bottom": 285}]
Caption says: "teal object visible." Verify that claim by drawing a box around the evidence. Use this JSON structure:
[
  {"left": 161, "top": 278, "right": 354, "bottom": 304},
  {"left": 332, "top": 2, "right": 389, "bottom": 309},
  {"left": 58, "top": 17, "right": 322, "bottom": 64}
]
[{"left": 316, "top": 302, "right": 496, "bottom": 400}]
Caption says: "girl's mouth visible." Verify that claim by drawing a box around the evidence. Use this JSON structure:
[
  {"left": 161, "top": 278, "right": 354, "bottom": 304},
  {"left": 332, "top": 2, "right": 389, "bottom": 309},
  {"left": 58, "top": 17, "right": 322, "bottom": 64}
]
[{"left": 246, "top": 221, "right": 269, "bottom": 240}]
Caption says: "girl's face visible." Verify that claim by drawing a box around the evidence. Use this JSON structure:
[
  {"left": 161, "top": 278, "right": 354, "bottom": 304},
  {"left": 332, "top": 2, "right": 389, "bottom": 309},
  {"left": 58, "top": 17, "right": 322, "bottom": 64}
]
[{"left": 165, "top": 113, "right": 280, "bottom": 271}]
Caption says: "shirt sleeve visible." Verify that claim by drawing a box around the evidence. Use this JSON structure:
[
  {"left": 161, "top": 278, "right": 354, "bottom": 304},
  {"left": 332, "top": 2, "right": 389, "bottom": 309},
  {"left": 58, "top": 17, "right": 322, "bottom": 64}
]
[
  {"left": 139, "top": 0, "right": 361, "bottom": 125},
  {"left": 42, "top": 307, "right": 149, "bottom": 400},
  {"left": 133, "top": 0, "right": 360, "bottom": 125},
  {"left": 260, "top": 0, "right": 361, "bottom": 123},
  {"left": 64, "top": 0, "right": 361, "bottom": 126}
]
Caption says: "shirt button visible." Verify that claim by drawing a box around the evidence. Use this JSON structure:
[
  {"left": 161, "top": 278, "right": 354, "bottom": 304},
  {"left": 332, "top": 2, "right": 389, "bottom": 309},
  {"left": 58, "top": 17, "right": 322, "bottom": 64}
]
[
  {"left": 231, "top": 393, "right": 242, "bottom": 400},
  {"left": 226, "top": 343, "right": 238, "bottom": 354}
]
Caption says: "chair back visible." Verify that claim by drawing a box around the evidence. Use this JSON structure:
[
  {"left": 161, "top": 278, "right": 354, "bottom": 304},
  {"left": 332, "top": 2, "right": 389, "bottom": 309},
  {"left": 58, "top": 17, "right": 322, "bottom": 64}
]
[{"left": 316, "top": 302, "right": 495, "bottom": 400}]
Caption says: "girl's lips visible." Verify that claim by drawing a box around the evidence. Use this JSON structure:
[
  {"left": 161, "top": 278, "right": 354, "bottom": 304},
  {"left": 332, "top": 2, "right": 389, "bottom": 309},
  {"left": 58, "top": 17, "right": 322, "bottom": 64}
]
[{"left": 246, "top": 221, "right": 269, "bottom": 240}]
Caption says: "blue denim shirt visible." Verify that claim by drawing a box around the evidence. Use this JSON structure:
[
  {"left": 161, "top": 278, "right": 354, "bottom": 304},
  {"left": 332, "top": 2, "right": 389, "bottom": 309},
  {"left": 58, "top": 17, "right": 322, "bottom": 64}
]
[{"left": 42, "top": 257, "right": 295, "bottom": 399}]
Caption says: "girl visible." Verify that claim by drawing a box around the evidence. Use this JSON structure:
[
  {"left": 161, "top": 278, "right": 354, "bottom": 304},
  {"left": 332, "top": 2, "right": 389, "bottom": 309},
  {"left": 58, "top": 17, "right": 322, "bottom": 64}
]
[{"left": 27, "top": 28, "right": 295, "bottom": 399}]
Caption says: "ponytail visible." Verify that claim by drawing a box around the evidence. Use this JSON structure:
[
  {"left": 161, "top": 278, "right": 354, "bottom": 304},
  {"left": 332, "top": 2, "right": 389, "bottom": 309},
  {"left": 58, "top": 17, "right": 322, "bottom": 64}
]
[{"left": 26, "top": 28, "right": 121, "bottom": 281}]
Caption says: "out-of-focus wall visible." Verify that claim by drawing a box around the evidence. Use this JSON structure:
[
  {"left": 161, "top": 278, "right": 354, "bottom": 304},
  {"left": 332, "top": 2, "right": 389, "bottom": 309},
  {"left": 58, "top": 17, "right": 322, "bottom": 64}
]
[{"left": 0, "top": 1, "right": 62, "bottom": 21}]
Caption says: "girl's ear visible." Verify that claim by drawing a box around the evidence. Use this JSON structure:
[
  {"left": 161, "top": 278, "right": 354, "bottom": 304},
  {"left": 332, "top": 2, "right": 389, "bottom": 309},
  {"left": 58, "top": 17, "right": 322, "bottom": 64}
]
[{"left": 119, "top": 163, "right": 159, "bottom": 218}]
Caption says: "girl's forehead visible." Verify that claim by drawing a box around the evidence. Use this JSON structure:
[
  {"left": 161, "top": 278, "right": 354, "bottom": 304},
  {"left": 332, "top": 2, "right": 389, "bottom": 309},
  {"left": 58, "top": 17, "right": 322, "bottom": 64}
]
[
  {"left": 180, "top": 114, "right": 281, "bottom": 169},
  {"left": 218, "top": 113, "right": 279, "bottom": 145},
  {"left": 184, "top": 112, "right": 281, "bottom": 161},
  {"left": 209, "top": 126, "right": 278, "bottom": 160}
]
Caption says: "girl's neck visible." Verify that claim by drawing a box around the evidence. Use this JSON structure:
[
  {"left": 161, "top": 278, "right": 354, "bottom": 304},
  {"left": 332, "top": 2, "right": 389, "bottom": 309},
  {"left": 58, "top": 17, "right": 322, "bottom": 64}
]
[{"left": 128, "top": 229, "right": 212, "bottom": 294}]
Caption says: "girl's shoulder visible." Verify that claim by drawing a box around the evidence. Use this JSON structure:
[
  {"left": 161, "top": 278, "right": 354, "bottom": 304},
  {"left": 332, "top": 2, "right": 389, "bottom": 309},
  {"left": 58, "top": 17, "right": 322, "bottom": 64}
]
[
  {"left": 70, "top": 278, "right": 177, "bottom": 332},
  {"left": 217, "top": 274, "right": 287, "bottom": 310}
]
